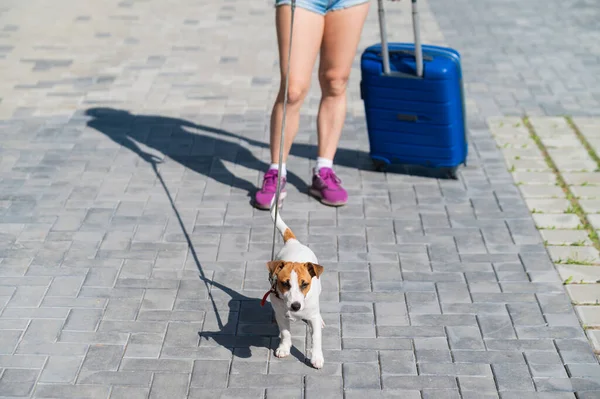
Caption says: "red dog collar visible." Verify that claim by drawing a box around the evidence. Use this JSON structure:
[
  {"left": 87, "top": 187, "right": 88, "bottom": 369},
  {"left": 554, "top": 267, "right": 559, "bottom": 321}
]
[{"left": 260, "top": 290, "right": 271, "bottom": 307}]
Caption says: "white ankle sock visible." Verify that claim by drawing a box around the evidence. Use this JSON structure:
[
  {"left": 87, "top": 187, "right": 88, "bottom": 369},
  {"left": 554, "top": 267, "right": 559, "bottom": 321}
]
[
  {"left": 316, "top": 157, "right": 333, "bottom": 172},
  {"left": 269, "top": 163, "right": 286, "bottom": 176}
]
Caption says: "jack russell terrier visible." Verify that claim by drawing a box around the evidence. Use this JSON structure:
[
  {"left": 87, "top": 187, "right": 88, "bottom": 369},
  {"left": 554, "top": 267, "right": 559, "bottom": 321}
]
[{"left": 261, "top": 200, "right": 325, "bottom": 369}]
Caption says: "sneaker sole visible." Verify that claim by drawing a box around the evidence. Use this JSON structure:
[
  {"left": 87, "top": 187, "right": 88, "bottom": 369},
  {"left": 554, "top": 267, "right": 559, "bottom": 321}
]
[
  {"left": 308, "top": 188, "right": 347, "bottom": 207},
  {"left": 254, "top": 191, "right": 287, "bottom": 210}
]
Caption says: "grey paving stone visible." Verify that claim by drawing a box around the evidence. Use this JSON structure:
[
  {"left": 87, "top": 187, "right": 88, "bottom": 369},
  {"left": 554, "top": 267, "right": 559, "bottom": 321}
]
[
  {"left": 110, "top": 386, "right": 151, "bottom": 399},
  {"left": 33, "top": 384, "right": 110, "bottom": 398},
  {"left": 344, "top": 390, "right": 421, "bottom": 399},
  {"left": 540, "top": 229, "right": 592, "bottom": 246},
  {"left": 0, "top": 368, "right": 39, "bottom": 397},
  {"left": 0, "top": 0, "right": 598, "bottom": 397},
  {"left": 380, "top": 350, "right": 417, "bottom": 375},
  {"left": 528, "top": 363, "right": 569, "bottom": 379},
  {"left": 39, "top": 356, "right": 83, "bottom": 383},
  {"left": 228, "top": 374, "right": 301, "bottom": 389},
  {"left": 342, "top": 363, "right": 381, "bottom": 389},
  {"left": 80, "top": 344, "right": 124, "bottom": 372},
  {"left": 518, "top": 185, "right": 565, "bottom": 198},
  {"left": 190, "top": 360, "right": 230, "bottom": 389},
  {"left": 458, "top": 376, "right": 497, "bottom": 393},
  {"left": 16, "top": 341, "right": 89, "bottom": 356},
  {"left": 421, "top": 390, "right": 462, "bottom": 399},
  {"left": 452, "top": 350, "right": 526, "bottom": 364},
  {"left": 382, "top": 375, "right": 458, "bottom": 390},
  {"left": 63, "top": 308, "right": 103, "bottom": 331},
  {"left": 188, "top": 388, "right": 265, "bottom": 399},
  {"left": 446, "top": 326, "right": 485, "bottom": 350},
  {"left": 548, "top": 246, "right": 600, "bottom": 265},
  {"left": 149, "top": 373, "right": 190, "bottom": 398},
  {"left": 575, "top": 306, "right": 600, "bottom": 327},
  {"left": 493, "top": 363, "right": 535, "bottom": 392},
  {"left": 531, "top": 214, "right": 581, "bottom": 229},
  {"left": 556, "top": 265, "right": 600, "bottom": 283},
  {"left": 0, "top": 330, "right": 23, "bottom": 355},
  {"left": 78, "top": 370, "right": 153, "bottom": 386},
  {"left": 478, "top": 315, "right": 517, "bottom": 339},
  {"left": 499, "top": 394, "right": 576, "bottom": 399},
  {"left": 419, "top": 363, "right": 492, "bottom": 377},
  {"left": 462, "top": 393, "right": 499, "bottom": 399},
  {"left": 0, "top": 354, "right": 46, "bottom": 369}
]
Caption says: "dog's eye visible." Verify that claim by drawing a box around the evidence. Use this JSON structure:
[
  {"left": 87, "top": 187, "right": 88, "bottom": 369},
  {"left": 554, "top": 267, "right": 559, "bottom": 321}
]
[
  {"left": 282, "top": 280, "right": 291, "bottom": 288},
  {"left": 300, "top": 281, "right": 309, "bottom": 289}
]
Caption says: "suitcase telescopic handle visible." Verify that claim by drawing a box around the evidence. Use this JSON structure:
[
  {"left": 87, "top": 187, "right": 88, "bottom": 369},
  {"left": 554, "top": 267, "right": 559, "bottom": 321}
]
[{"left": 377, "top": 0, "right": 423, "bottom": 78}]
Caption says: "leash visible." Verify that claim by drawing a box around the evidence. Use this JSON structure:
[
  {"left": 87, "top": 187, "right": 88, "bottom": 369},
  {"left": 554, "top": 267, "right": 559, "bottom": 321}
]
[
  {"left": 270, "top": 0, "right": 296, "bottom": 262},
  {"left": 263, "top": 0, "right": 296, "bottom": 306}
]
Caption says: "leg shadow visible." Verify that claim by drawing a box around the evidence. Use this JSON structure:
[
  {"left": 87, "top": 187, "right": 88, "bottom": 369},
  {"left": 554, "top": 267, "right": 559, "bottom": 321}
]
[
  {"left": 85, "top": 107, "right": 454, "bottom": 187},
  {"left": 84, "top": 107, "right": 309, "bottom": 199}
]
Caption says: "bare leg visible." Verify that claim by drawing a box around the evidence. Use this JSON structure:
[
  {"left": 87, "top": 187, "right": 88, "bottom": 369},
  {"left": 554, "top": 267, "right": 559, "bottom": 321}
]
[
  {"left": 316, "top": 3, "right": 370, "bottom": 160},
  {"left": 270, "top": 6, "right": 324, "bottom": 164},
  {"left": 254, "top": 6, "right": 325, "bottom": 209}
]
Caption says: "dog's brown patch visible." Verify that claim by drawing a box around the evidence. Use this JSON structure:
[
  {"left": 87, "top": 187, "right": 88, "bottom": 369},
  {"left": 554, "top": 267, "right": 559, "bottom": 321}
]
[
  {"left": 283, "top": 227, "right": 296, "bottom": 243},
  {"left": 266, "top": 261, "right": 324, "bottom": 295}
]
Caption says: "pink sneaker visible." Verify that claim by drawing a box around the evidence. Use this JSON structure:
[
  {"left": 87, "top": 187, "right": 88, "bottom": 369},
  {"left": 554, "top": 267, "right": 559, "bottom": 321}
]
[
  {"left": 254, "top": 169, "right": 286, "bottom": 210},
  {"left": 309, "top": 167, "right": 348, "bottom": 207}
]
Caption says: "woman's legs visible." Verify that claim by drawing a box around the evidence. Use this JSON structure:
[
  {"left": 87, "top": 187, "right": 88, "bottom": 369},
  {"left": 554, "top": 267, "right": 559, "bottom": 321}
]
[
  {"left": 254, "top": 5, "right": 324, "bottom": 209},
  {"left": 270, "top": 6, "right": 324, "bottom": 167},
  {"left": 308, "top": 2, "right": 370, "bottom": 206}
]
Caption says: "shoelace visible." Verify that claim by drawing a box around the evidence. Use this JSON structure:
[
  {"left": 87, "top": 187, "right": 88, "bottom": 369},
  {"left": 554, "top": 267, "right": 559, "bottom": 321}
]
[
  {"left": 263, "top": 172, "right": 279, "bottom": 191},
  {"left": 321, "top": 169, "right": 342, "bottom": 187}
]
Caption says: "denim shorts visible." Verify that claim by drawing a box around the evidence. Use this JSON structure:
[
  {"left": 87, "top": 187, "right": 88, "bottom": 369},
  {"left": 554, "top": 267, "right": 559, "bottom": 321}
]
[{"left": 275, "top": 0, "right": 369, "bottom": 15}]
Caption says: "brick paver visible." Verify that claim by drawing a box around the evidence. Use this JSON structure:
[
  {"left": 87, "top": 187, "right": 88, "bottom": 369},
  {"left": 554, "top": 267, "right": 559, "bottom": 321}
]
[
  {"left": 1, "top": 0, "right": 600, "bottom": 397},
  {"left": 428, "top": 0, "right": 600, "bottom": 119},
  {"left": 491, "top": 115, "right": 600, "bottom": 365}
]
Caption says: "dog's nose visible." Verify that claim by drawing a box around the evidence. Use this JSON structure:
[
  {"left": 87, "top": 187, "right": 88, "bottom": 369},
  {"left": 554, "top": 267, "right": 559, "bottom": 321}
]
[{"left": 290, "top": 302, "right": 301, "bottom": 311}]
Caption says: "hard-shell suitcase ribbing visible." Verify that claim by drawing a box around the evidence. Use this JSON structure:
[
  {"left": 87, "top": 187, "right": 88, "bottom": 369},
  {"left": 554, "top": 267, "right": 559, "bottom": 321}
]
[{"left": 359, "top": 0, "right": 467, "bottom": 179}]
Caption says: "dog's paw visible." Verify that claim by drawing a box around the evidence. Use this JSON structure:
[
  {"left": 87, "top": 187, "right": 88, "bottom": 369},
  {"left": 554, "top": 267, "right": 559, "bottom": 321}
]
[
  {"left": 275, "top": 345, "right": 291, "bottom": 358},
  {"left": 310, "top": 352, "right": 324, "bottom": 369}
]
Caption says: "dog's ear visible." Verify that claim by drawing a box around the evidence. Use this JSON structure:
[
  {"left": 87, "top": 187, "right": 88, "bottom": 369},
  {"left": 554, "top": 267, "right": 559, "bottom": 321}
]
[
  {"left": 306, "top": 262, "right": 324, "bottom": 279},
  {"left": 266, "top": 260, "right": 285, "bottom": 277}
]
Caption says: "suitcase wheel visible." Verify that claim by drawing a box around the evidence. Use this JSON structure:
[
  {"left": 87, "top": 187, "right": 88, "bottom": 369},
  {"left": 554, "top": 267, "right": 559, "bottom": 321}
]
[
  {"left": 446, "top": 167, "right": 459, "bottom": 180},
  {"left": 372, "top": 159, "right": 389, "bottom": 172}
]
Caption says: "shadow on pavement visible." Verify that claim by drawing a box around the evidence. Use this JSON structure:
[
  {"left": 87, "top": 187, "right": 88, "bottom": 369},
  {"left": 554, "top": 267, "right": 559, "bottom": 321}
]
[
  {"left": 85, "top": 108, "right": 307, "bottom": 362},
  {"left": 85, "top": 107, "right": 450, "bottom": 192},
  {"left": 83, "top": 106, "right": 448, "bottom": 363},
  {"left": 84, "top": 107, "right": 308, "bottom": 198}
]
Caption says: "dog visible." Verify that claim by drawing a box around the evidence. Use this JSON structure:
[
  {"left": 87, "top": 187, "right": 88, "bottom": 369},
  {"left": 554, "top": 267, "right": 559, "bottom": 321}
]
[{"left": 261, "top": 199, "right": 325, "bottom": 369}]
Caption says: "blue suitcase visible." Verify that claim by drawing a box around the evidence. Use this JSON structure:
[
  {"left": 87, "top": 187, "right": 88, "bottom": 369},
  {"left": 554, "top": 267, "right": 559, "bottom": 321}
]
[{"left": 359, "top": 0, "right": 467, "bottom": 179}]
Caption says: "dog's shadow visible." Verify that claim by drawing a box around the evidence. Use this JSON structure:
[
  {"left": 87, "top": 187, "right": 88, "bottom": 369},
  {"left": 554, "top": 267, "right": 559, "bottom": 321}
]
[
  {"left": 83, "top": 107, "right": 315, "bottom": 366},
  {"left": 198, "top": 279, "right": 307, "bottom": 363}
]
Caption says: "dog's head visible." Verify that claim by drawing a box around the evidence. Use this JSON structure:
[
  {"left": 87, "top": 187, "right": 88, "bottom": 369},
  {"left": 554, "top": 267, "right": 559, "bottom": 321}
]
[{"left": 266, "top": 260, "right": 324, "bottom": 312}]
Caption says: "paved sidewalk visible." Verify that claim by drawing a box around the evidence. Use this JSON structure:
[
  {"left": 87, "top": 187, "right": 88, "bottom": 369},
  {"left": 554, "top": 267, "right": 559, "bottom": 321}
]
[
  {"left": 428, "top": 0, "right": 600, "bottom": 119},
  {"left": 491, "top": 116, "right": 600, "bottom": 360},
  {"left": 0, "top": 0, "right": 599, "bottom": 398}
]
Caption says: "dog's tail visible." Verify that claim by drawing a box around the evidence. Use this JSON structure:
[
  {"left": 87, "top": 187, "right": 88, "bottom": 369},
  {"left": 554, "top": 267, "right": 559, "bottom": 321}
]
[{"left": 270, "top": 197, "right": 296, "bottom": 243}]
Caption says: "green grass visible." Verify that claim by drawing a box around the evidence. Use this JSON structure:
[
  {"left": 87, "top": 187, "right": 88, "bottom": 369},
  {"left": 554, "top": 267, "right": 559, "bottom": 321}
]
[
  {"left": 556, "top": 257, "right": 596, "bottom": 266},
  {"left": 571, "top": 240, "right": 588, "bottom": 247},
  {"left": 564, "top": 275, "right": 574, "bottom": 285},
  {"left": 523, "top": 116, "right": 600, "bottom": 254},
  {"left": 567, "top": 116, "right": 600, "bottom": 169}
]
